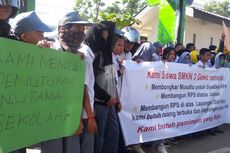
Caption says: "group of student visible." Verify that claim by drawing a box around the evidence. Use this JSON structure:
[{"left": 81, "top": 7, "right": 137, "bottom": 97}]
[{"left": 1, "top": 1, "right": 230, "bottom": 153}]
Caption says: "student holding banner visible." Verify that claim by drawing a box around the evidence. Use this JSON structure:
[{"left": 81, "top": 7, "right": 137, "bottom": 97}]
[
  {"left": 152, "top": 42, "right": 163, "bottom": 61},
  {"left": 195, "top": 48, "right": 212, "bottom": 68},
  {"left": 0, "top": 1, "right": 25, "bottom": 153},
  {"left": 162, "top": 47, "right": 176, "bottom": 62},
  {"left": 132, "top": 42, "right": 156, "bottom": 62},
  {"left": 8, "top": 10, "right": 53, "bottom": 153},
  {"left": 11, "top": 11, "right": 53, "bottom": 46},
  {"left": 121, "top": 26, "right": 141, "bottom": 57},
  {"left": 52, "top": 11, "right": 91, "bottom": 54},
  {"left": 111, "top": 29, "right": 126, "bottom": 100},
  {"left": 78, "top": 23, "right": 109, "bottom": 153},
  {"left": 213, "top": 52, "right": 227, "bottom": 68},
  {"left": 177, "top": 52, "right": 192, "bottom": 64},
  {"left": 40, "top": 11, "right": 93, "bottom": 153}
]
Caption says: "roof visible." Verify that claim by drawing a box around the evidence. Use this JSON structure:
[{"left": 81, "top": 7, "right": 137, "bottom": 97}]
[
  {"left": 192, "top": 7, "right": 230, "bottom": 27},
  {"left": 134, "top": 5, "right": 230, "bottom": 27}
]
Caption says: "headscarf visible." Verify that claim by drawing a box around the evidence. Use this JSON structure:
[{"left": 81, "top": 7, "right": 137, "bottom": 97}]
[
  {"left": 84, "top": 23, "right": 108, "bottom": 54},
  {"left": 177, "top": 52, "right": 191, "bottom": 64},
  {"left": 132, "top": 42, "right": 156, "bottom": 61},
  {"left": 213, "top": 52, "right": 226, "bottom": 68},
  {"left": 100, "top": 21, "right": 116, "bottom": 66}
]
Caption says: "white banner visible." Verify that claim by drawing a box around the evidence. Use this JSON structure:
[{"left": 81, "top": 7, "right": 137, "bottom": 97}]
[{"left": 119, "top": 61, "right": 230, "bottom": 146}]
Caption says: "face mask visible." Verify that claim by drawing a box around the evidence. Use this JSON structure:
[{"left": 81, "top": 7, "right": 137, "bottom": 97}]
[
  {"left": 59, "top": 31, "right": 85, "bottom": 53},
  {"left": 219, "top": 59, "right": 225, "bottom": 67}
]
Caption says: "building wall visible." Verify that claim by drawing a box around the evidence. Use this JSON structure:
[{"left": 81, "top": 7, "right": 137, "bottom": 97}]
[{"left": 185, "top": 16, "right": 230, "bottom": 49}]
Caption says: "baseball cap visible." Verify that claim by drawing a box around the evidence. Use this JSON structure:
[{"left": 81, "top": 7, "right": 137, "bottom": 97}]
[
  {"left": 114, "top": 28, "right": 124, "bottom": 37},
  {"left": 153, "top": 42, "right": 163, "bottom": 48},
  {"left": 58, "top": 11, "right": 92, "bottom": 27},
  {"left": 12, "top": 11, "right": 53, "bottom": 36}
]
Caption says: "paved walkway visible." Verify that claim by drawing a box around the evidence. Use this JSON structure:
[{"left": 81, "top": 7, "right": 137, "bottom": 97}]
[{"left": 27, "top": 124, "right": 230, "bottom": 153}]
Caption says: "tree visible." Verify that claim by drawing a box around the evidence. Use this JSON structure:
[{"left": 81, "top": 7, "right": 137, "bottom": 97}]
[
  {"left": 74, "top": 0, "right": 105, "bottom": 22},
  {"left": 204, "top": 0, "right": 230, "bottom": 18},
  {"left": 74, "top": 0, "right": 145, "bottom": 28},
  {"left": 100, "top": 0, "right": 145, "bottom": 28}
]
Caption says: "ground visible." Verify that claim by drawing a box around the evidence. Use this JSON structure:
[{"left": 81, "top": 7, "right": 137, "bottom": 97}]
[{"left": 27, "top": 124, "right": 230, "bottom": 153}]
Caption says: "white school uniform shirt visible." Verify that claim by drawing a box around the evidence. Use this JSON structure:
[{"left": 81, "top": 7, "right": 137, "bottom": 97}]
[
  {"left": 78, "top": 44, "right": 95, "bottom": 119},
  {"left": 118, "top": 51, "right": 132, "bottom": 61},
  {"left": 50, "top": 39, "right": 63, "bottom": 51},
  {"left": 195, "top": 60, "right": 210, "bottom": 68},
  {"left": 112, "top": 52, "right": 119, "bottom": 84},
  {"left": 152, "top": 53, "right": 161, "bottom": 61},
  {"left": 51, "top": 40, "right": 93, "bottom": 118}
]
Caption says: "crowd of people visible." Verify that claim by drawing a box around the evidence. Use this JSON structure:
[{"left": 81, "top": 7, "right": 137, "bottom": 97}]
[{"left": 1, "top": 0, "right": 230, "bottom": 153}]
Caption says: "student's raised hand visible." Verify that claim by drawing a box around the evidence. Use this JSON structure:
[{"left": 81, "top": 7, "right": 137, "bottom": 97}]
[
  {"left": 107, "top": 97, "right": 117, "bottom": 107},
  {"left": 221, "top": 33, "right": 226, "bottom": 41},
  {"left": 37, "top": 39, "right": 53, "bottom": 48},
  {"left": 76, "top": 119, "right": 84, "bottom": 136},
  {"left": 87, "top": 117, "right": 97, "bottom": 134}
]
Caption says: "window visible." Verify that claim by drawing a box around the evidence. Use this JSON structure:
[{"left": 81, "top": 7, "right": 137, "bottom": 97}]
[
  {"left": 193, "top": 33, "right": 196, "bottom": 44},
  {"left": 210, "top": 37, "right": 213, "bottom": 45}
]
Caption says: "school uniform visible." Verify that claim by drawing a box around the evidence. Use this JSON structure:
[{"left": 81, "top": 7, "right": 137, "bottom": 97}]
[
  {"left": 93, "top": 51, "right": 119, "bottom": 153},
  {"left": 41, "top": 39, "right": 81, "bottom": 153},
  {"left": 78, "top": 44, "right": 95, "bottom": 153},
  {"left": 195, "top": 60, "right": 210, "bottom": 68}
]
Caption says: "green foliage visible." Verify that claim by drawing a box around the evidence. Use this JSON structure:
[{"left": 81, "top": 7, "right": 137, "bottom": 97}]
[
  {"left": 99, "top": 0, "right": 145, "bottom": 28},
  {"left": 74, "top": 0, "right": 145, "bottom": 28},
  {"left": 100, "top": 12, "right": 142, "bottom": 29},
  {"left": 204, "top": 0, "right": 230, "bottom": 18},
  {"left": 74, "top": 0, "right": 105, "bottom": 22}
]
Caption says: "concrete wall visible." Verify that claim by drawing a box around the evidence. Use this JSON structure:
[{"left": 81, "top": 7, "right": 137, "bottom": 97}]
[
  {"left": 185, "top": 16, "right": 230, "bottom": 49},
  {"left": 133, "top": 6, "right": 230, "bottom": 49}
]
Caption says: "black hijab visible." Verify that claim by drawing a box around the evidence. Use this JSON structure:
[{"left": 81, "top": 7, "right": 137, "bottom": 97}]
[
  {"left": 100, "top": 21, "right": 116, "bottom": 65},
  {"left": 84, "top": 23, "right": 108, "bottom": 54}
]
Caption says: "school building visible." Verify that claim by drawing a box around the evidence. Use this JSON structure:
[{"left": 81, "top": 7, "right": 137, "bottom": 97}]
[{"left": 133, "top": 5, "right": 230, "bottom": 49}]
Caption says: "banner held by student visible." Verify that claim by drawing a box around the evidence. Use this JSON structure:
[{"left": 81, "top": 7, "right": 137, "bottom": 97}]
[
  {"left": 0, "top": 38, "right": 85, "bottom": 153},
  {"left": 119, "top": 60, "right": 230, "bottom": 146}
]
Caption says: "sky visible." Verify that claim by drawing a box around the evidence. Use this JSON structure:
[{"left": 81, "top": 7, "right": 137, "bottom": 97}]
[
  {"left": 36, "top": 0, "right": 114, "bottom": 26},
  {"left": 35, "top": 0, "right": 224, "bottom": 27}
]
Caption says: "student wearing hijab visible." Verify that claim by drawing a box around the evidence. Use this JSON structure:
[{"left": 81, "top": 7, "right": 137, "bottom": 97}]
[
  {"left": 93, "top": 21, "right": 121, "bottom": 153},
  {"left": 177, "top": 52, "right": 192, "bottom": 64},
  {"left": 132, "top": 42, "right": 156, "bottom": 62},
  {"left": 213, "top": 52, "right": 226, "bottom": 68},
  {"left": 75, "top": 24, "right": 109, "bottom": 153}
]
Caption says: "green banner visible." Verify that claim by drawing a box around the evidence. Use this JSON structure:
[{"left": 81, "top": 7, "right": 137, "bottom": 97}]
[
  {"left": 0, "top": 38, "right": 85, "bottom": 153},
  {"left": 157, "top": 0, "right": 176, "bottom": 44},
  {"left": 147, "top": 0, "right": 177, "bottom": 44},
  {"left": 146, "top": 0, "right": 183, "bottom": 44},
  {"left": 146, "top": 0, "right": 160, "bottom": 5}
]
